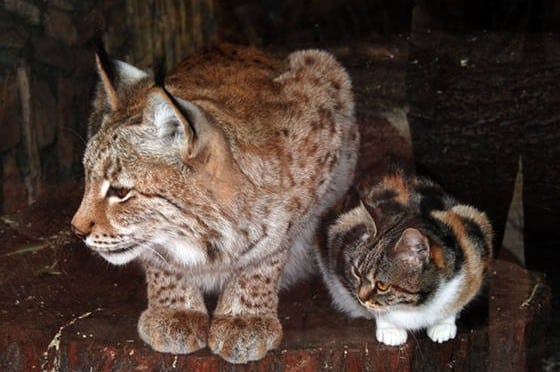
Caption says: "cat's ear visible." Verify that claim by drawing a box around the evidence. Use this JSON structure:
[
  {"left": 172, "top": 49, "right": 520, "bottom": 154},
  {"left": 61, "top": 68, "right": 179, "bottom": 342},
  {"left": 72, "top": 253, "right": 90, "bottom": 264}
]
[
  {"left": 394, "top": 228, "right": 430, "bottom": 267},
  {"left": 95, "top": 53, "right": 148, "bottom": 111},
  {"left": 145, "top": 88, "right": 213, "bottom": 161},
  {"left": 356, "top": 201, "right": 377, "bottom": 237},
  {"left": 328, "top": 201, "right": 377, "bottom": 249}
]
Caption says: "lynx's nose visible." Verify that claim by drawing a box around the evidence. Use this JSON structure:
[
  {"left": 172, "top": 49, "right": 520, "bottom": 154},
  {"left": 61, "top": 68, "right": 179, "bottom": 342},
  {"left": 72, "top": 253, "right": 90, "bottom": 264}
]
[
  {"left": 71, "top": 204, "right": 95, "bottom": 241},
  {"left": 70, "top": 223, "right": 88, "bottom": 240}
]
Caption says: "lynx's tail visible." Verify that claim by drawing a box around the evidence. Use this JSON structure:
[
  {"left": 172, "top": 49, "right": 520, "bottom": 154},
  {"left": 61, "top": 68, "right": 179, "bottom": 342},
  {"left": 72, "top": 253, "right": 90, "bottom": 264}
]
[{"left": 277, "top": 50, "right": 354, "bottom": 120}]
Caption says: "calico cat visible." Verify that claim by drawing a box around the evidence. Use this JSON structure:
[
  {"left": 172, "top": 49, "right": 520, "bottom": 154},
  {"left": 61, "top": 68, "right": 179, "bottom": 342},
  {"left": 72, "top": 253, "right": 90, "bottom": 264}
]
[{"left": 318, "top": 167, "right": 492, "bottom": 346}]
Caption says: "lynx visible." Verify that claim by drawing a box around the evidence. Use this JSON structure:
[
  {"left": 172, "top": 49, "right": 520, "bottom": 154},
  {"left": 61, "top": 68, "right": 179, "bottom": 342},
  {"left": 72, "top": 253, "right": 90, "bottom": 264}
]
[{"left": 71, "top": 44, "right": 358, "bottom": 363}]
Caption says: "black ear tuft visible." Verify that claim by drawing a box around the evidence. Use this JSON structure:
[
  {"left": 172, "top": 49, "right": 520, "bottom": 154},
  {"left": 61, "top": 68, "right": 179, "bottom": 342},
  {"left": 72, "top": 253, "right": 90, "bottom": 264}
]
[
  {"left": 92, "top": 34, "right": 116, "bottom": 82},
  {"left": 153, "top": 55, "right": 167, "bottom": 88}
]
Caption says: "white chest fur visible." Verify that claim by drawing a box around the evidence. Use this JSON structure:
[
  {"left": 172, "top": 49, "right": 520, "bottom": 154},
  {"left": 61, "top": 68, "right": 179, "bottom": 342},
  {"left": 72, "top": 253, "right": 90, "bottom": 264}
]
[{"left": 375, "top": 272, "right": 465, "bottom": 330}]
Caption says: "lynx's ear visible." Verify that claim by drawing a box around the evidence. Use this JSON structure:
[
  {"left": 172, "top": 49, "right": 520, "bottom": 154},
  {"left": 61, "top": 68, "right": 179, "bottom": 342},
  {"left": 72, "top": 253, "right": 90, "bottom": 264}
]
[
  {"left": 145, "top": 88, "right": 212, "bottom": 161},
  {"left": 394, "top": 228, "right": 430, "bottom": 267},
  {"left": 95, "top": 53, "right": 148, "bottom": 111},
  {"left": 88, "top": 43, "right": 150, "bottom": 138},
  {"left": 144, "top": 88, "right": 243, "bottom": 189}
]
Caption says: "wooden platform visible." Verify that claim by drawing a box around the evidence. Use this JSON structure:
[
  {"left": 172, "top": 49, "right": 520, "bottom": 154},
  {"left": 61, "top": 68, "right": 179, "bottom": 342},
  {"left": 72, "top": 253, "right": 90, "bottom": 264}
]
[{"left": 0, "top": 208, "right": 551, "bottom": 371}]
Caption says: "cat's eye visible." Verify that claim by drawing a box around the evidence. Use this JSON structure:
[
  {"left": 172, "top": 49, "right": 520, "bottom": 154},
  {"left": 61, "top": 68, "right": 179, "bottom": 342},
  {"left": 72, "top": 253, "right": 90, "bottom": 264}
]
[
  {"left": 106, "top": 186, "right": 132, "bottom": 200},
  {"left": 376, "top": 281, "right": 391, "bottom": 293}
]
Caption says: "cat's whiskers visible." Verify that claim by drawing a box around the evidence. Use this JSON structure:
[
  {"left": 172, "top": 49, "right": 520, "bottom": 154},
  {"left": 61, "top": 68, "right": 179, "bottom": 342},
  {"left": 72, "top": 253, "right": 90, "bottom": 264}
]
[
  {"left": 137, "top": 238, "right": 170, "bottom": 266},
  {"left": 146, "top": 246, "right": 169, "bottom": 265},
  {"left": 61, "top": 125, "right": 87, "bottom": 146},
  {"left": 410, "top": 331, "right": 425, "bottom": 362}
]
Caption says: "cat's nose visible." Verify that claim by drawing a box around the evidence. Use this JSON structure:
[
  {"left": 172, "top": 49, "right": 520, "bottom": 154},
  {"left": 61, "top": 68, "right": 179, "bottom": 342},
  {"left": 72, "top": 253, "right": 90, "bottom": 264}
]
[
  {"left": 70, "top": 223, "right": 88, "bottom": 240},
  {"left": 358, "top": 286, "right": 372, "bottom": 303}
]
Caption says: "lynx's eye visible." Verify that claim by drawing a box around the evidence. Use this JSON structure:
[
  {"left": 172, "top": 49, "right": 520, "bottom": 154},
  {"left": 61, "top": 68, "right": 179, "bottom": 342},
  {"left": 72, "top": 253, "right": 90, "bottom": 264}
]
[
  {"left": 106, "top": 186, "right": 132, "bottom": 200},
  {"left": 376, "top": 281, "right": 391, "bottom": 293}
]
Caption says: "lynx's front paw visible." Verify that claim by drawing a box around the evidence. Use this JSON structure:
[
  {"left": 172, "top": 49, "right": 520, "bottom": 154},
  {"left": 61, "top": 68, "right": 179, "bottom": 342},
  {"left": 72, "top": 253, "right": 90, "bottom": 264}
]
[
  {"left": 138, "top": 308, "right": 209, "bottom": 354},
  {"left": 208, "top": 315, "right": 282, "bottom": 364},
  {"left": 376, "top": 327, "right": 408, "bottom": 346}
]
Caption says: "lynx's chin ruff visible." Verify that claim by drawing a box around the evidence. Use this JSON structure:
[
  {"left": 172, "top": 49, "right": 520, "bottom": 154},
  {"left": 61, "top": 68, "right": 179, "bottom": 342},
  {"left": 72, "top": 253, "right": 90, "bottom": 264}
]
[{"left": 71, "top": 44, "right": 358, "bottom": 363}]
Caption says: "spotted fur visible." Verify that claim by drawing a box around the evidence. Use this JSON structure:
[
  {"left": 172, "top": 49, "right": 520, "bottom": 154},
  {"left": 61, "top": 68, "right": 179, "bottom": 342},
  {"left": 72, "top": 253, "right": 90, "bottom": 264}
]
[
  {"left": 71, "top": 44, "right": 359, "bottom": 363},
  {"left": 318, "top": 168, "right": 492, "bottom": 346}
]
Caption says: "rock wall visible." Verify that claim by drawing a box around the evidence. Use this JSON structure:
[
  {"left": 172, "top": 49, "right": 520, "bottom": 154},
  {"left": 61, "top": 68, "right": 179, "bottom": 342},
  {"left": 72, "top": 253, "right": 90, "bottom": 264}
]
[{"left": 0, "top": 0, "right": 217, "bottom": 213}]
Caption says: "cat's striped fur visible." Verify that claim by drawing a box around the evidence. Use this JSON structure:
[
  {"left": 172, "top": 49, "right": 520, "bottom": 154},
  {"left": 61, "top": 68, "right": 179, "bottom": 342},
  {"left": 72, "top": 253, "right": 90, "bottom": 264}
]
[{"left": 318, "top": 167, "right": 492, "bottom": 346}]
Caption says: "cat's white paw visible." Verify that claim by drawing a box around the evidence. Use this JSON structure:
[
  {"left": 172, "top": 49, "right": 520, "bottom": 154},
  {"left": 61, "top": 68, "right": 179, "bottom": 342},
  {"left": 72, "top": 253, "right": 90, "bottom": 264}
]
[
  {"left": 427, "top": 322, "right": 457, "bottom": 343},
  {"left": 376, "top": 327, "right": 408, "bottom": 346}
]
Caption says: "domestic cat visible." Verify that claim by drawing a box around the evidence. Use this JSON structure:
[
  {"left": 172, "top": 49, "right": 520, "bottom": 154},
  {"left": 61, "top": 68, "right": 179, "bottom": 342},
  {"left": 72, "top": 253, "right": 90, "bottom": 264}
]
[
  {"left": 318, "top": 167, "right": 492, "bottom": 346},
  {"left": 71, "top": 44, "right": 359, "bottom": 363}
]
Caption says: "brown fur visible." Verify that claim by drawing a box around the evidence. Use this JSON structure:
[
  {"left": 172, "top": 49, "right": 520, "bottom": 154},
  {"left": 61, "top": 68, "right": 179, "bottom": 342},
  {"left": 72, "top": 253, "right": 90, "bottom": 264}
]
[
  {"left": 380, "top": 175, "right": 410, "bottom": 205},
  {"left": 71, "top": 44, "right": 358, "bottom": 363}
]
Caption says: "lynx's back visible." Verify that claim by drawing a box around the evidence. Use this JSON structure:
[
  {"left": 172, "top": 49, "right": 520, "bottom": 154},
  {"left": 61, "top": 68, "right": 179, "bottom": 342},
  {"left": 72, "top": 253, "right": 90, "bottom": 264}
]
[{"left": 164, "top": 45, "right": 357, "bottom": 193}]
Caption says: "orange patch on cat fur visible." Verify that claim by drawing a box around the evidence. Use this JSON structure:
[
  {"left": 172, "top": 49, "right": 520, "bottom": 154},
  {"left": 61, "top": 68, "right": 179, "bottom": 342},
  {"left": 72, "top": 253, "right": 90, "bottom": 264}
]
[
  {"left": 429, "top": 244, "right": 446, "bottom": 270},
  {"left": 381, "top": 175, "right": 410, "bottom": 205},
  {"left": 431, "top": 209, "right": 486, "bottom": 309},
  {"left": 451, "top": 205, "right": 493, "bottom": 254}
]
